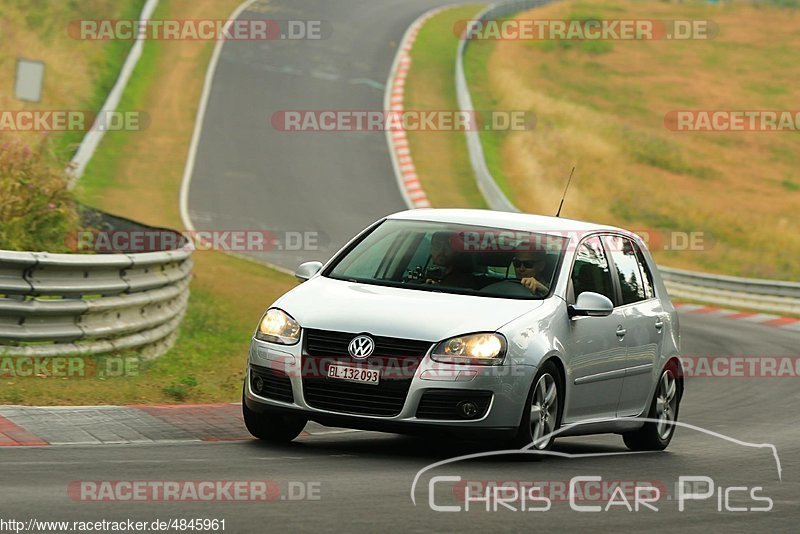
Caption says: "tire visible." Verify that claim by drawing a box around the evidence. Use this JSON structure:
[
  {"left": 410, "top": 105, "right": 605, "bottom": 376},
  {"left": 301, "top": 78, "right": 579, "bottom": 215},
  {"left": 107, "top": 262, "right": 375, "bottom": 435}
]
[
  {"left": 242, "top": 390, "right": 307, "bottom": 443},
  {"left": 623, "top": 364, "right": 681, "bottom": 451},
  {"left": 511, "top": 361, "right": 562, "bottom": 452}
]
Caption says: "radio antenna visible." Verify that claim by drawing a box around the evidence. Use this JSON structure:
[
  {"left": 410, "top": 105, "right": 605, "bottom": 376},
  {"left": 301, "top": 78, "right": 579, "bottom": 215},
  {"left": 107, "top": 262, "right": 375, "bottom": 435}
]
[{"left": 555, "top": 166, "right": 575, "bottom": 218}]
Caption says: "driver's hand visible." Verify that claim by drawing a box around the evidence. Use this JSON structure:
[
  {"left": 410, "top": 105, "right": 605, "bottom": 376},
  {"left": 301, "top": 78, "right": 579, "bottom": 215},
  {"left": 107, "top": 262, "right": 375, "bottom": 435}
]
[
  {"left": 425, "top": 278, "right": 439, "bottom": 285},
  {"left": 520, "top": 277, "right": 547, "bottom": 294}
]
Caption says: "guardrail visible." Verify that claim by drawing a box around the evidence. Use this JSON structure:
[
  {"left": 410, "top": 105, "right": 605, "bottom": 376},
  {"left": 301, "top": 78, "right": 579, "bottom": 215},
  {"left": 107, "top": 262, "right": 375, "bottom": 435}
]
[
  {"left": 659, "top": 267, "right": 800, "bottom": 315},
  {"left": 2, "top": 0, "right": 191, "bottom": 358},
  {"left": 455, "top": 0, "right": 800, "bottom": 314},
  {"left": 0, "top": 218, "right": 192, "bottom": 358}
]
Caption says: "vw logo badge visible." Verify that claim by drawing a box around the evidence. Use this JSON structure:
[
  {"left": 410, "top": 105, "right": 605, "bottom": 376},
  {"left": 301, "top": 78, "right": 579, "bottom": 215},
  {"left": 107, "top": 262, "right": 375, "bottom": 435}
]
[{"left": 348, "top": 335, "right": 375, "bottom": 359}]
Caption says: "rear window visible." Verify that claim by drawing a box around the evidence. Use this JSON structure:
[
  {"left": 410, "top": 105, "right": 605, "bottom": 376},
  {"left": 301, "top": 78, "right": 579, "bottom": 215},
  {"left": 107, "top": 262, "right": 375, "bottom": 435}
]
[{"left": 604, "top": 235, "right": 648, "bottom": 305}]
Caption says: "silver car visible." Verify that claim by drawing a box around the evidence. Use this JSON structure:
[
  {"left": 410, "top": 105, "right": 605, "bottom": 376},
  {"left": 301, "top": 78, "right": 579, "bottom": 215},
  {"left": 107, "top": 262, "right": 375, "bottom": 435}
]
[{"left": 243, "top": 209, "right": 683, "bottom": 451}]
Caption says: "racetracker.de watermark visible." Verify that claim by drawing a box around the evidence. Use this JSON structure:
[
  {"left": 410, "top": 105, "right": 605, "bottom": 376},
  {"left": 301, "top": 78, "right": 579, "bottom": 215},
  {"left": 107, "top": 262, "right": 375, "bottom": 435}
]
[
  {"left": 0, "top": 356, "right": 139, "bottom": 379},
  {"left": 253, "top": 359, "right": 532, "bottom": 381},
  {"left": 455, "top": 19, "right": 718, "bottom": 40},
  {"left": 271, "top": 110, "right": 536, "bottom": 132},
  {"left": 443, "top": 229, "right": 710, "bottom": 253},
  {"left": 68, "top": 480, "right": 321, "bottom": 502},
  {"left": 665, "top": 110, "right": 800, "bottom": 131},
  {"left": 73, "top": 230, "right": 320, "bottom": 253},
  {"left": 0, "top": 111, "right": 148, "bottom": 132},
  {"left": 680, "top": 356, "right": 800, "bottom": 378},
  {"left": 68, "top": 19, "right": 330, "bottom": 40}
]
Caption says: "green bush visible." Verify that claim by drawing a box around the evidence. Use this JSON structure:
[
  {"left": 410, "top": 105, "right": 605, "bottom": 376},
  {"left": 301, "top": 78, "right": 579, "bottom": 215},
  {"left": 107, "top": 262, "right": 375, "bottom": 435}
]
[{"left": 0, "top": 135, "right": 80, "bottom": 252}]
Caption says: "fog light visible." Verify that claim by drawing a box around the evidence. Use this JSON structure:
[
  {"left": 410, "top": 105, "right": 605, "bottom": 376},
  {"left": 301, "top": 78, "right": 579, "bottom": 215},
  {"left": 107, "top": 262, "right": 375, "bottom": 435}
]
[
  {"left": 253, "top": 375, "right": 264, "bottom": 394},
  {"left": 457, "top": 401, "right": 479, "bottom": 419}
]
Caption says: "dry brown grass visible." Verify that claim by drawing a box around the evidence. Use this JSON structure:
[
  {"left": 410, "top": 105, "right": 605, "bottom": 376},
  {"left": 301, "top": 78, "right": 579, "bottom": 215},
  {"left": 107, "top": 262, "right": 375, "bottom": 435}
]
[
  {"left": 0, "top": 0, "right": 144, "bottom": 153},
  {"left": 467, "top": 0, "right": 800, "bottom": 279}
]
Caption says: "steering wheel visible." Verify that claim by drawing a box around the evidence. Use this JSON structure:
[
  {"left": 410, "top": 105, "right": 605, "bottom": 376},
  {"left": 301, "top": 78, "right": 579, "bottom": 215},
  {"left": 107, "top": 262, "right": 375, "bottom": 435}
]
[{"left": 480, "top": 279, "right": 535, "bottom": 297}]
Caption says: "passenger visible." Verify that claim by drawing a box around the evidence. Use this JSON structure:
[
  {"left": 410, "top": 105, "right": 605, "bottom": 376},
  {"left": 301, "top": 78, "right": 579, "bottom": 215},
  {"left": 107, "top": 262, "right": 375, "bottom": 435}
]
[{"left": 513, "top": 249, "right": 550, "bottom": 296}]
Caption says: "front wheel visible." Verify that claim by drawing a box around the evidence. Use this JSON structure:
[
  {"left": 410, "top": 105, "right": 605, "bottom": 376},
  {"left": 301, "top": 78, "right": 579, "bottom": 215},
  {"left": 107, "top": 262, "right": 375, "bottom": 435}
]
[
  {"left": 511, "top": 361, "right": 562, "bottom": 451},
  {"left": 242, "top": 390, "right": 307, "bottom": 443},
  {"left": 623, "top": 365, "right": 680, "bottom": 451}
]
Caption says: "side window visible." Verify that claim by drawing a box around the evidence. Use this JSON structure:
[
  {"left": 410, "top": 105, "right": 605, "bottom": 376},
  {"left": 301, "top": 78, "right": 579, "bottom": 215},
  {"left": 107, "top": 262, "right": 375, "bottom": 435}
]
[
  {"left": 635, "top": 246, "right": 655, "bottom": 299},
  {"left": 571, "top": 237, "right": 615, "bottom": 303},
  {"left": 604, "top": 235, "right": 645, "bottom": 305}
]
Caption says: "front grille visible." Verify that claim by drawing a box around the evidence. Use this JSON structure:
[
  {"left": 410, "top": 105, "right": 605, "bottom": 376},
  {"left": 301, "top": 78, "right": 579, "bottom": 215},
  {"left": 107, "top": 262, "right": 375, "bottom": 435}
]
[
  {"left": 304, "top": 329, "right": 432, "bottom": 359},
  {"left": 250, "top": 365, "right": 294, "bottom": 403},
  {"left": 302, "top": 329, "right": 432, "bottom": 417},
  {"left": 416, "top": 389, "right": 493, "bottom": 420}
]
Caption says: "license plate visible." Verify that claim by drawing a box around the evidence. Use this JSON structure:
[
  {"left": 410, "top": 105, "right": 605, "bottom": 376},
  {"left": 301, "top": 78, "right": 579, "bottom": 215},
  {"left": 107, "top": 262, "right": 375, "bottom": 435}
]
[{"left": 327, "top": 364, "right": 380, "bottom": 385}]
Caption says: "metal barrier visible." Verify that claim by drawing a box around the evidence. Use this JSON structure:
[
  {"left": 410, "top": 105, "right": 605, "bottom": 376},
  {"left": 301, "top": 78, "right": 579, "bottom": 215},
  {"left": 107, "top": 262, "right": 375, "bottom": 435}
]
[
  {"left": 0, "top": 219, "right": 192, "bottom": 358},
  {"left": 660, "top": 267, "right": 800, "bottom": 315},
  {"left": 11, "top": 0, "right": 185, "bottom": 357},
  {"left": 455, "top": 0, "right": 800, "bottom": 313}
]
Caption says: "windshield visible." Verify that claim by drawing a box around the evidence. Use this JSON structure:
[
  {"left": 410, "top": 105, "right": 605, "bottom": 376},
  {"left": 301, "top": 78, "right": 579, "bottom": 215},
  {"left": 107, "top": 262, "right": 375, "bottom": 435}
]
[{"left": 325, "top": 219, "right": 568, "bottom": 299}]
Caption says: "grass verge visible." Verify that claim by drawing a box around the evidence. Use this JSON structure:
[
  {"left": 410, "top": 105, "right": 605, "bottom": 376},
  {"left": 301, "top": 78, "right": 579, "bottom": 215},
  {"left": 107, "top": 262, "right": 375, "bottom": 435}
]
[{"left": 404, "top": 4, "right": 487, "bottom": 208}]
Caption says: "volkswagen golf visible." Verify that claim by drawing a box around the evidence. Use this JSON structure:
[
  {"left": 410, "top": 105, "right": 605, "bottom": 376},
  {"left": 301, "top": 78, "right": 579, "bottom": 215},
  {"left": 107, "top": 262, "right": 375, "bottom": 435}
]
[{"left": 243, "top": 209, "right": 683, "bottom": 451}]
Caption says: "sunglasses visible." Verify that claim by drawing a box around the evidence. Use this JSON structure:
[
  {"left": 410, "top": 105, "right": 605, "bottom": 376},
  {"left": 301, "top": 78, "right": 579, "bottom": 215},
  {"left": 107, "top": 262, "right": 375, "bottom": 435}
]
[{"left": 513, "top": 257, "right": 545, "bottom": 268}]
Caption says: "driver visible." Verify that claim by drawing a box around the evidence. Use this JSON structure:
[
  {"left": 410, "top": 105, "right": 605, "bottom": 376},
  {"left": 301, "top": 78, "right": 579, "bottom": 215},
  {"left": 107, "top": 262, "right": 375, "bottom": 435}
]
[{"left": 513, "top": 249, "right": 550, "bottom": 296}]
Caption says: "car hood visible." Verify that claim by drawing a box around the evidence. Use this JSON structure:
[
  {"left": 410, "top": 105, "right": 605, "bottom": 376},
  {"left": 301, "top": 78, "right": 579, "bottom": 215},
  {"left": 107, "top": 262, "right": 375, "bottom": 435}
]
[{"left": 273, "top": 276, "right": 543, "bottom": 342}]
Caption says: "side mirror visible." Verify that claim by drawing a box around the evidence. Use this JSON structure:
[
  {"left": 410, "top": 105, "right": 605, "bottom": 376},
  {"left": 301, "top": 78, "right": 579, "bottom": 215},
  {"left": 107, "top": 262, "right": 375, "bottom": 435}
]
[
  {"left": 295, "top": 261, "right": 323, "bottom": 282},
  {"left": 568, "top": 291, "right": 613, "bottom": 318}
]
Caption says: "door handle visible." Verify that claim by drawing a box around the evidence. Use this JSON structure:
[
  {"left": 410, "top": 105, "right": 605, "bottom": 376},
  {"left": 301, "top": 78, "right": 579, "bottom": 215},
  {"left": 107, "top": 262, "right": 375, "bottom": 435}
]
[
  {"left": 616, "top": 326, "right": 627, "bottom": 338},
  {"left": 654, "top": 319, "right": 664, "bottom": 330}
]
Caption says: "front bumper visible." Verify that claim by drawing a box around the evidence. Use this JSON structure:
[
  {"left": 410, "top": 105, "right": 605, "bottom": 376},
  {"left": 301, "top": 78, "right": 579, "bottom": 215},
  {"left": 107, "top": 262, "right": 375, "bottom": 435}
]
[{"left": 245, "top": 338, "right": 536, "bottom": 438}]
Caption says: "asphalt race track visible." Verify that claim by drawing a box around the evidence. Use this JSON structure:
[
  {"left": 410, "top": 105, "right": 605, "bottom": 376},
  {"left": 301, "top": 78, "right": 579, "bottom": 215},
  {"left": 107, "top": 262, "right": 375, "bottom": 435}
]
[
  {"left": 3, "top": 314, "right": 798, "bottom": 531},
  {"left": 3, "top": 1, "right": 797, "bottom": 532},
  {"left": 186, "top": 0, "right": 454, "bottom": 269}
]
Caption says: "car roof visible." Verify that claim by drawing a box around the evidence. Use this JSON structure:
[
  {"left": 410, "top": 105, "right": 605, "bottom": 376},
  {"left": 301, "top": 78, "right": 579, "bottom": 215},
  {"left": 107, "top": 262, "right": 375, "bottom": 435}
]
[{"left": 386, "top": 208, "right": 630, "bottom": 236}]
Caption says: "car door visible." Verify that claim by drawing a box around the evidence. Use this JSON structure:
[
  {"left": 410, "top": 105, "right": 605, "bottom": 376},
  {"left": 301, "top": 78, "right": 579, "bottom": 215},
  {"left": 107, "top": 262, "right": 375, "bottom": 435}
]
[
  {"left": 562, "top": 236, "right": 628, "bottom": 423},
  {"left": 603, "top": 235, "right": 663, "bottom": 417}
]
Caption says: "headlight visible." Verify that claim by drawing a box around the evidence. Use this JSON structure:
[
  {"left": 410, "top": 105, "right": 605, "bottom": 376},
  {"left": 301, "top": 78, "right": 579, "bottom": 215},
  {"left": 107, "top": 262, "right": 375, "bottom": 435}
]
[
  {"left": 255, "top": 308, "right": 301, "bottom": 345},
  {"left": 431, "top": 333, "right": 507, "bottom": 365}
]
